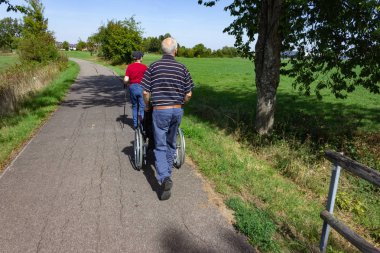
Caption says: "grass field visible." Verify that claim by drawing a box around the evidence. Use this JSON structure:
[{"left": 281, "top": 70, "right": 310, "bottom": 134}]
[
  {"left": 0, "top": 61, "right": 80, "bottom": 170},
  {"left": 0, "top": 54, "right": 19, "bottom": 73},
  {"left": 67, "top": 51, "right": 379, "bottom": 252}
]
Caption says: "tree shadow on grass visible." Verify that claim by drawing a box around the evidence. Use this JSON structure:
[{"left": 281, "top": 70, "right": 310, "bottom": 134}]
[{"left": 185, "top": 84, "right": 380, "bottom": 157}]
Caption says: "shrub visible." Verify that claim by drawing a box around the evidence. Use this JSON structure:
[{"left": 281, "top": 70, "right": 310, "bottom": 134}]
[{"left": 17, "top": 32, "right": 59, "bottom": 63}]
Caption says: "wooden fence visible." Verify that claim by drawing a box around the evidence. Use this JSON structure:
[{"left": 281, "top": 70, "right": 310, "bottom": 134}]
[{"left": 319, "top": 150, "right": 380, "bottom": 253}]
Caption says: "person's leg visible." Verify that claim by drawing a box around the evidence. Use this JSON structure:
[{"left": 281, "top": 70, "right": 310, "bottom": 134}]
[
  {"left": 129, "top": 84, "right": 138, "bottom": 128},
  {"left": 153, "top": 110, "right": 172, "bottom": 184},
  {"left": 136, "top": 85, "right": 145, "bottom": 123},
  {"left": 166, "top": 108, "right": 183, "bottom": 174}
]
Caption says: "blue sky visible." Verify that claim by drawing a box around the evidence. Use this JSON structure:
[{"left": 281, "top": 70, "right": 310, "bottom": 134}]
[{"left": 0, "top": 0, "right": 237, "bottom": 50}]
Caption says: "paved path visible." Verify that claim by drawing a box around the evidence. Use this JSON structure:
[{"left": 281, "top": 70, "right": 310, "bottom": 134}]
[{"left": 0, "top": 59, "right": 255, "bottom": 253}]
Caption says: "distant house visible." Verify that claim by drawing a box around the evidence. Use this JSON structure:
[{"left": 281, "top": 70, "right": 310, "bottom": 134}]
[
  {"left": 69, "top": 44, "right": 77, "bottom": 51},
  {"left": 281, "top": 51, "right": 298, "bottom": 58},
  {"left": 55, "top": 41, "right": 63, "bottom": 48}
]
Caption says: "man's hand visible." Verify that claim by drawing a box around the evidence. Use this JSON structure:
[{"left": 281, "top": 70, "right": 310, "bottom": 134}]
[
  {"left": 184, "top": 91, "right": 192, "bottom": 103},
  {"left": 123, "top": 76, "right": 129, "bottom": 86}
]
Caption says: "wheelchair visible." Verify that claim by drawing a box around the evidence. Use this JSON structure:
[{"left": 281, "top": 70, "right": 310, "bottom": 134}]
[{"left": 133, "top": 109, "right": 186, "bottom": 170}]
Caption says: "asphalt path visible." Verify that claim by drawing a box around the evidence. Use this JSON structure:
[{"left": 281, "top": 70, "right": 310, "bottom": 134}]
[{"left": 0, "top": 59, "right": 255, "bottom": 253}]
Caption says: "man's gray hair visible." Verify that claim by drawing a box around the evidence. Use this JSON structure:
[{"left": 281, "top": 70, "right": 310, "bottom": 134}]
[{"left": 161, "top": 37, "right": 178, "bottom": 55}]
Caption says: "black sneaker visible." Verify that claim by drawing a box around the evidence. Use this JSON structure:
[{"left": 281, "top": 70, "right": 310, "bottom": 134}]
[{"left": 160, "top": 177, "right": 173, "bottom": 200}]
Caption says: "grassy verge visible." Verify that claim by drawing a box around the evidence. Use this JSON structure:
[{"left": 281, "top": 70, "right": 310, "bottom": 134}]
[
  {"left": 0, "top": 53, "right": 19, "bottom": 73},
  {"left": 0, "top": 61, "right": 80, "bottom": 170},
  {"left": 67, "top": 51, "right": 379, "bottom": 252}
]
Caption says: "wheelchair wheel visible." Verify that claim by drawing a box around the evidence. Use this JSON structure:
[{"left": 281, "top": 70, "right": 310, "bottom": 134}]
[
  {"left": 174, "top": 127, "right": 186, "bottom": 168},
  {"left": 134, "top": 128, "right": 144, "bottom": 170}
]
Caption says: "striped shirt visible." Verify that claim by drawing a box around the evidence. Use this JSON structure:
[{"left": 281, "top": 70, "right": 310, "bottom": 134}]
[{"left": 141, "top": 54, "right": 194, "bottom": 107}]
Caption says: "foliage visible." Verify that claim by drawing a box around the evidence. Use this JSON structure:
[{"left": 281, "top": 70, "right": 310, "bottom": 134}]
[
  {"left": 142, "top": 36, "right": 161, "bottom": 53},
  {"left": 17, "top": 0, "right": 59, "bottom": 63},
  {"left": 22, "top": 0, "right": 47, "bottom": 35},
  {"left": 0, "top": 17, "right": 22, "bottom": 51},
  {"left": 213, "top": 46, "right": 239, "bottom": 58},
  {"left": 336, "top": 191, "right": 366, "bottom": 216},
  {"left": 141, "top": 32, "right": 238, "bottom": 58},
  {"left": 192, "top": 43, "right": 212, "bottom": 57},
  {"left": 226, "top": 198, "right": 279, "bottom": 252},
  {"left": 62, "top": 41, "right": 69, "bottom": 51},
  {"left": 18, "top": 32, "right": 59, "bottom": 63},
  {"left": 92, "top": 17, "right": 143, "bottom": 64},
  {"left": 198, "top": 0, "right": 380, "bottom": 98},
  {"left": 86, "top": 36, "right": 97, "bottom": 55},
  {"left": 176, "top": 44, "right": 239, "bottom": 58},
  {"left": 76, "top": 39, "right": 86, "bottom": 51},
  {"left": 0, "top": 0, "right": 28, "bottom": 13}
]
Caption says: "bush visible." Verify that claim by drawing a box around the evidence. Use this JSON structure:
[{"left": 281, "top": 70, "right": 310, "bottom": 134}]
[
  {"left": 94, "top": 17, "right": 143, "bottom": 65},
  {"left": 17, "top": 32, "right": 59, "bottom": 63}
]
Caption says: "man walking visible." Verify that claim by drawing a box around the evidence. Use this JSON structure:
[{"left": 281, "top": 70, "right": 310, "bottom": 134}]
[{"left": 141, "top": 37, "right": 194, "bottom": 200}]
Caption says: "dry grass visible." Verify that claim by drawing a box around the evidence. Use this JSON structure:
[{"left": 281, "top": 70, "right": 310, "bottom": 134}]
[{"left": 0, "top": 62, "right": 65, "bottom": 115}]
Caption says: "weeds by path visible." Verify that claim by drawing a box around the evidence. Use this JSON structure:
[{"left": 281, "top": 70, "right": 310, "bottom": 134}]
[{"left": 0, "top": 61, "right": 80, "bottom": 171}]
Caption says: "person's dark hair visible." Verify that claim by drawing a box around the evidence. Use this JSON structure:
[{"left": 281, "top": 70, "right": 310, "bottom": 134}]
[{"left": 132, "top": 51, "right": 144, "bottom": 60}]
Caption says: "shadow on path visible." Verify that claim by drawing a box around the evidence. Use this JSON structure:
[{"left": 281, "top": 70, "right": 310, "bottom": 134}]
[{"left": 160, "top": 226, "right": 256, "bottom": 253}]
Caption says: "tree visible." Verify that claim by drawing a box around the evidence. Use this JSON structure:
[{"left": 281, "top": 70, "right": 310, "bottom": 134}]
[
  {"left": 86, "top": 36, "right": 97, "bottom": 55},
  {"left": 0, "top": 17, "right": 22, "bottom": 50},
  {"left": 199, "top": 0, "right": 380, "bottom": 135},
  {"left": 192, "top": 43, "right": 212, "bottom": 57},
  {"left": 143, "top": 36, "right": 161, "bottom": 53},
  {"left": 94, "top": 17, "right": 143, "bottom": 64},
  {"left": 18, "top": 0, "right": 58, "bottom": 63},
  {"left": 158, "top": 33, "right": 172, "bottom": 42},
  {"left": 62, "top": 41, "right": 69, "bottom": 51},
  {"left": 76, "top": 39, "right": 86, "bottom": 51}
]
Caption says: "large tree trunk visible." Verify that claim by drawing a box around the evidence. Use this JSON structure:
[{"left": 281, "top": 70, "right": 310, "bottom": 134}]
[{"left": 254, "top": 0, "right": 282, "bottom": 135}]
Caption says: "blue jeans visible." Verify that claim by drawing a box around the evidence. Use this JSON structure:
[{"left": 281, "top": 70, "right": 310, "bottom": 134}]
[
  {"left": 153, "top": 108, "right": 183, "bottom": 184},
  {"left": 129, "top": 84, "right": 144, "bottom": 128}
]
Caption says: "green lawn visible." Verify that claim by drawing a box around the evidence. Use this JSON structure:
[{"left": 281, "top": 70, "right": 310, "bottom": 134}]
[
  {"left": 0, "top": 54, "right": 19, "bottom": 73},
  {"left": 69, "top": 51, "right": 380, "bottom": 252}
]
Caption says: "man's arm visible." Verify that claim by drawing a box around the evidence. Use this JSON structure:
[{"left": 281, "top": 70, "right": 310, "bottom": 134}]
[{"left": 143, "top": 90, "right": 151, "bottom": 110}]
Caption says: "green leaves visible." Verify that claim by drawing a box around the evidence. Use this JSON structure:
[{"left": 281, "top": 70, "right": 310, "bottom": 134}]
[
  {"left": 199, "top": 0, "right": 380, "bottom": 98},
  {"left": 0, "top": 17, "right": 22, "bottom": 50},
  {"left": 93, "top": 17, "right": 143, "bottom": 65},
  {"left": 0, "top": 0, "right": 28, "bottom": 13},
  {"left": 17, "top": 0, "right": 58, "bottom": 64}
]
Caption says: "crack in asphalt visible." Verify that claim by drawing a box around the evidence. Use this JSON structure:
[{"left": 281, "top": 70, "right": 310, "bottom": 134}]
[
  {"left": 181, "top": 212, "right": 219, "bottom": 252},
  {"left": 35, "top": 111, "right": 87, "bottom": 252},
  {"left": 95, "top": 108, "right": 107, "bottom": 253},
  {"left": 59, "top": 218, "right": 70, "bottom": 249}
]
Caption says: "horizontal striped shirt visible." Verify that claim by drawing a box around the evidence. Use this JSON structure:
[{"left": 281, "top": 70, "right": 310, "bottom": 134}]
[{"left": 141, "top": 54, "right": 194, "bottom": 107}]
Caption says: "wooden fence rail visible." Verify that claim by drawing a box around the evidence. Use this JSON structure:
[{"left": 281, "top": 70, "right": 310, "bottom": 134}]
[
  {"left": 320, "top": 151, "right": 380, "bottom": 253},
  {"left": 325, "top": 150, "right": 380, "bottom": 187},
  {"left": 321, "top": 210, "right": 380, "bottom": 253}
]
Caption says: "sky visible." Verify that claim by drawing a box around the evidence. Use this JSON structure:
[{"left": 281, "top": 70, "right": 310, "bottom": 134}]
[{"left": 0, "top": 0, "right": 237, "bottom": 50}]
